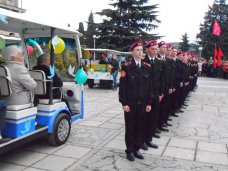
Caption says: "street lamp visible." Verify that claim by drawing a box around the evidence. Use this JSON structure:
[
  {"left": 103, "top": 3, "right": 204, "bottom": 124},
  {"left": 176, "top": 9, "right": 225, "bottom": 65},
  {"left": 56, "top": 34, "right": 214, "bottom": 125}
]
[{"left": 93, "top": 35, "right": 97, "bottom": 60}]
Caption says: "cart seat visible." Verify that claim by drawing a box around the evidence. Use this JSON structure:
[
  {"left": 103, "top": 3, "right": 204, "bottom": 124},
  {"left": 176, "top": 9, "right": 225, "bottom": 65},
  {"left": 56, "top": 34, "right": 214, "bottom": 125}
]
[
  {"left": 0, "top": 65, "right": 12, "bottom": 97},
  {"left": 30, "top": 70, "right": 62, "bottom": 105},
  {"left": 0, "top": 65, "right": 33, "bottom": 110}
]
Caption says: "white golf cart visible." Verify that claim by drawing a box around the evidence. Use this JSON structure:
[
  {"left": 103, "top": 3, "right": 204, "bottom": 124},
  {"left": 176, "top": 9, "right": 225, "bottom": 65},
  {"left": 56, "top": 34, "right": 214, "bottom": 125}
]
[
  {"left": 84, "top": 48, "right": 129, "bottom": 88},
  {"left": 0, "top": 9, "right": 84, "bottom": 155}
]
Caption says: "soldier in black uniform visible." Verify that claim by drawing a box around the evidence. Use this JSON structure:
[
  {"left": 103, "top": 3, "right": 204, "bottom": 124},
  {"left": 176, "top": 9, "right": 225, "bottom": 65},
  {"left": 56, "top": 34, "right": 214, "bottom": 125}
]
[
  {"left": 142, "top": 40, "right": 162, "bottom": 150},
  {"left": 119, "top": 41, "right": 152, "bottom": 161},
  {"left": 171, "top": 48, "right": 185, "bottom": 114},
  {"left": 157, "top": 41, "right": 174, "bottom": 130}
]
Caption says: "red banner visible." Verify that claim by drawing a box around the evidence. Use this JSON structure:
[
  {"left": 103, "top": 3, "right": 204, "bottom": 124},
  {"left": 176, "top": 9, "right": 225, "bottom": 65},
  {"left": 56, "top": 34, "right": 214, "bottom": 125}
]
[
  {"left": 213, "top": 20, "right": 221, "bottom": 36},
  {"left": 217, "top": 47, "right": 223, "bottom": 67}
]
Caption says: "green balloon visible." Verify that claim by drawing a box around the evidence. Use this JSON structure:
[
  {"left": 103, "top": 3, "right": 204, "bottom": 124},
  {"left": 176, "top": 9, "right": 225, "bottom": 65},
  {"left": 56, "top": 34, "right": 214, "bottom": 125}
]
[
  {"left": 0, "top": 37, "right": 6, "bottom": 49},
  {"left": 90, "top": 68, "right": 94, "bottom": 73}
]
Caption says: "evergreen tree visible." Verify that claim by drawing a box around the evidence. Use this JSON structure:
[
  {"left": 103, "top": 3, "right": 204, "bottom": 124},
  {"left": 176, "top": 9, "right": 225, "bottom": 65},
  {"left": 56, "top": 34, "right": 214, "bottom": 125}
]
[
  {"left": 95, "top": 0, "right": 161, "bottom": 51},
  {"left": 179, "top": 33, "right": 190, "bottom": 51},
  {"left": 197, "top": 0, "right": 228, "bottom": 60},
  {"left": 78, "top": 22, "right": 85, "bottom": 45},
  {"left": 85, "top": 11, "right": 96, "bottom": 48}
]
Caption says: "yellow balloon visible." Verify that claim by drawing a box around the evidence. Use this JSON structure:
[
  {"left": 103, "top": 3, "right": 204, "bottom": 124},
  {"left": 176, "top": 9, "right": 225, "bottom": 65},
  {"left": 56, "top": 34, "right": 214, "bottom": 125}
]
[{"left": 49, "top": 37, "right": 65, "bottom": 54}]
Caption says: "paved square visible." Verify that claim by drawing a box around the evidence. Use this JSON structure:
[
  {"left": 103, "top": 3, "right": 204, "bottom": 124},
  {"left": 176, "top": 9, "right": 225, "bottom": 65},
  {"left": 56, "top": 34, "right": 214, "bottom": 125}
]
[
  {"left": 196, "top": 150, "right": 228, "bottom": 166},
  {"left": 32, "top": 155, "right": 76, "bottom": 171},
  {"left": 54, "top": 145, "right": 92, "bottom": 159},
  {"left": 2, "top": 77, "right": 228, "bottom": 171},
  {"left": 198, "top": 142, "right": 227, "bottom": 153},
  {"left": 168, "top": 138, "right": 197, "bottom": 149},
  {"left": 163, "top": 147, "right": 195, "bottom": 160}
]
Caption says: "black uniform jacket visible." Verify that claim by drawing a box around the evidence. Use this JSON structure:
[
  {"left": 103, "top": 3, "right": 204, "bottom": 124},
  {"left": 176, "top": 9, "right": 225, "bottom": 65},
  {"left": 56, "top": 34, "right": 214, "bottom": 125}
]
[
  {"left": 143, "top": 55, "right": 164, "bottom": 95},
  {"left": 119, "top": 59, "right": 153, "bottom": 106}
]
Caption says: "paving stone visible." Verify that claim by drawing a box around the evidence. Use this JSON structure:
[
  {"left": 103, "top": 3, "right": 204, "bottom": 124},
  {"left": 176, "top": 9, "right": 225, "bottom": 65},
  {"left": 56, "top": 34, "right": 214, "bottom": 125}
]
[
  {"left": 143, "top": 145, "right": 166, "bottom": 156},
  {"left": 99, "top": 122, "right": 123, "bottom": 129},
  {"left": 198, "top": 142, "right": 227, "bottom": 153},
  {"left": 108, "top": 118, "right": 124, "bottom": 125},
  {"left": 98, "top": 113, "right": 116, "bottom": 118},
  {"left": 0, "top": 162, "right": 26, "bottom": 171},
  {"left": 68, "top": 125, "right": 115, "bottom": 147},
  {"left": 23, "top": 168, "right": 45, "bottom": 171},
  {"left": 24, "top": 141, "right": 64, "bottom": 154},
  {"left": 203, "top": 105, "right": 219, "bottom": 112},
  {"left": 168, "top": 138, "right": 197, "bottom": 149},
  {"left": 0, "top": 150, "right": 47, "bottom": 166},
  {"left": 79, "top": 120, "right": 104, "bottom": 127},
  {"left": 163, "top": 147, "right": 195, "bottom": 160},
  {"left": 32, "top": 155, "right": 76, "bottom": 171},
  {"left": 105, "top": 138, "right": 126, "bottom": 150},
  {"left": 54, "top": 145, "right": 92, "bottom": 159},
  {"left": 219, "top": 107, "right": 228, "bottom": 114},
  {"left": 88, "top": 116, "right": 111, "bottom": 122},
  {"left": 152, "top": 136, "right": 170, "bottom": 146},
  {"left": 196, "top": 150, "right": 228, "bottom": 166}
]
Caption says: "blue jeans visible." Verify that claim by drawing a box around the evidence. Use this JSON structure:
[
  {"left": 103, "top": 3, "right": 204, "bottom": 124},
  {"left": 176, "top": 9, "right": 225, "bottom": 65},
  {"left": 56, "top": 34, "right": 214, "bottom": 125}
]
[
  {"left": 0, "top": 100, "right": 7, "bottom": 131},
  {"left": 112, "top": 71, "right": 118, "bottom": 88}
]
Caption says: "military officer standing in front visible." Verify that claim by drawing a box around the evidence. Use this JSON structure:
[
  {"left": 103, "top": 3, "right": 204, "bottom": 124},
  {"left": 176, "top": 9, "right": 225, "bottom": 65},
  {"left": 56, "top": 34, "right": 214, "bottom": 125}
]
[{"left": 119, "top": 41, "right": 152, "bottom": 161}]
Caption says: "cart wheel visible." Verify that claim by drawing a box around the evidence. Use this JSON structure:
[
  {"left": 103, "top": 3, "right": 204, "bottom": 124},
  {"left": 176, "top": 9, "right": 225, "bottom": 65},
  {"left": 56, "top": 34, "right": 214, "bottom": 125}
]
[{"left": 48, "top": 113, "right": 71, "bottom": 146}]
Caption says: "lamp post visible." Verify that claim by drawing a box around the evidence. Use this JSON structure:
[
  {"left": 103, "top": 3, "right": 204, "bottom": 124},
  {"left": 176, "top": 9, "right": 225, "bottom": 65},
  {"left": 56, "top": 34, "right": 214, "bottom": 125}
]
[{"left": 93, "top": 35, "right": 97, "bottom": 60}]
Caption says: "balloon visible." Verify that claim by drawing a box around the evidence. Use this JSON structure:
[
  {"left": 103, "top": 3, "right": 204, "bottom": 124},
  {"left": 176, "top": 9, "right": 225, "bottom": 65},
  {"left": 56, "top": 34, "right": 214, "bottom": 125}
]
[
  {"left": 26, "top": 45, "right": 34, "bottom": 56},
  {"left": 28, "top": 39, "right": 43, "bottom": 55},
  {"left": 0, "top": 37, "right": 6, "bottom": 49},
  {"left": 101, "top": 67, "right": 106, "bottom": 72},
  {"left": 49, "top": 37, "right": 65, "bottom": 54},
  {"left": 75, "top": 68, "right": 88, "bottom": 84},
  {"left": 90, "top": 68, "right": 94, "bottom": 73}
]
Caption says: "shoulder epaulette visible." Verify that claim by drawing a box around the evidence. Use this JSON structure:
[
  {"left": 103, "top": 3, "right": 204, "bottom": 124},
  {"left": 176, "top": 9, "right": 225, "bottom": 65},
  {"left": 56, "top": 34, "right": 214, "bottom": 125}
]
[{"left": 143, "top": 62, "right": 151, "bottom": 67}]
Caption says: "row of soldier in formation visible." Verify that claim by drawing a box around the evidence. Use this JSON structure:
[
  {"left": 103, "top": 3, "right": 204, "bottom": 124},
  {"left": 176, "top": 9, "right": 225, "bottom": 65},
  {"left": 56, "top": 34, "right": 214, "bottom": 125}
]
[{"left": 118, "top": 40, "right": 199, "bottom": 161}]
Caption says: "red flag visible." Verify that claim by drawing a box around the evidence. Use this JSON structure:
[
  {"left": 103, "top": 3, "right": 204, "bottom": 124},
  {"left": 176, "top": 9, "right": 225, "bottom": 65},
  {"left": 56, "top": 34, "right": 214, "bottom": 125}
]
[
  {"left": 213, "top": 20, "right": 221, "bottom": 36},
  {"left": 213, "top": 45, "right": 217, "bottom": 68},
  {"left": 217, "top": 47, "right": 223, "bottom": 67}
]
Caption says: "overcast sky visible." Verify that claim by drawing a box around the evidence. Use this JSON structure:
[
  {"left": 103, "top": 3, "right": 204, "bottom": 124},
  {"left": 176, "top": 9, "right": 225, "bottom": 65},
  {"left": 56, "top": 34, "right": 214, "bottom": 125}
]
[{"left": 22, "top": 0, "right": 214, "bottom": 43}]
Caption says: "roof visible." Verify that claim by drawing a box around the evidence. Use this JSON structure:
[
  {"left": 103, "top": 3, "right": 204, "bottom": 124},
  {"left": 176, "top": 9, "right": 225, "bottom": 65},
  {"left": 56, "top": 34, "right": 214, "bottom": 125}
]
[{"left": 0, "top": 8, "right": 83, "bottom": 39}]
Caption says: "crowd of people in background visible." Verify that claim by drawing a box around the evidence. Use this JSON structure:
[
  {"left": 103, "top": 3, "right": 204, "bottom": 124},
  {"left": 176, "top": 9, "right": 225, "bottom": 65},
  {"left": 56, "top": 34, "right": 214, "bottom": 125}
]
[{"left": 199, "top": 58, "right": 228, "bottom": 79}]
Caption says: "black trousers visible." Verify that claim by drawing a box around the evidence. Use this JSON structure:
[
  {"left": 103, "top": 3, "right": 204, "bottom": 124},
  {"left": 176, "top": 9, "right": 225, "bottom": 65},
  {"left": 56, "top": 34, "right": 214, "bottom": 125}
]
[
  {"left": 124, "top": 104, "right": 146, "bottom": 153},
  {"left": 143, "top": 92, "right": 159, "bottom": 142},
  {"left": 159, "top": 91, "right": 171, "bottom": 126}
]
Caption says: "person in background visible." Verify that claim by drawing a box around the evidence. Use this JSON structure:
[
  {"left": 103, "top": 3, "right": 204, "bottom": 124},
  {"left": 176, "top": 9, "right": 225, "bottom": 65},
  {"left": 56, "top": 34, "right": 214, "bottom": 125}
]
[
  {"left": 111, "top": 55, "right": 119, "bottom": 90},
  {"left": 198, "top": 60, "right": 202, "bottom": 76},
  {"left": 32, "top": 54, "right": 63, "bottom": 101}
]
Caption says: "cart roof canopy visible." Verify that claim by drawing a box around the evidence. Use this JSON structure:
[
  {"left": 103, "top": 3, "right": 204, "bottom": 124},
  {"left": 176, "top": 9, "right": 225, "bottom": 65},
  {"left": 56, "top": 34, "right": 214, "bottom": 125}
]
[
  {"left": 84, "top": 48, "right": 130, "bottom": 55},
  {"left": 0, "top": 9, "right": 82, "bottom": 39}
]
